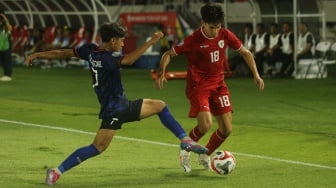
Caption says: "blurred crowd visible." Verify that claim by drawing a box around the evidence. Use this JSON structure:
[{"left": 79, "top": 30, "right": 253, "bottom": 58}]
[
  {"left": 230, "top": 22, "right": 317, "bottom": 78},
  {"left": 11, "top": 25, "right": 94, "bottom": 67}
]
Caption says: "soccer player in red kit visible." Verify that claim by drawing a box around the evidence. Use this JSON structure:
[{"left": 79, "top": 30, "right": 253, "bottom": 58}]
[{"left": 156, "top": 3, "right": 264, "bottom": 172}]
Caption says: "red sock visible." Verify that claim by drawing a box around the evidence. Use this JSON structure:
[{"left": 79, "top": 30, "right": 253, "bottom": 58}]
[
  {"left": 189, "top": 126, "right": 205, "bottom": 142},
  {"left": 206, "top": 129, "right": 228, "bottom": 155}
]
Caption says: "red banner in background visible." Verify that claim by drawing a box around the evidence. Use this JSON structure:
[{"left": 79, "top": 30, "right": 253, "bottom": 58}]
[
  {"left": 119, "top": 12, "right": 178, "bottom": 53},
  {"left": 119, "top": 12, "right": 177, "bottom": 36}
]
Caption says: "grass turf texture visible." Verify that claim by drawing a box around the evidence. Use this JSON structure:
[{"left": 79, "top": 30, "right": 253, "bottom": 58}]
[{"left": 0, "top": 65, "right": 335, "bottom": 187}]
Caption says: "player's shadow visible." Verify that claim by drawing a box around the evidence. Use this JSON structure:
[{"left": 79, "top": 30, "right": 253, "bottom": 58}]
[
  {"left": 62, "top": 112, "right": 97, "bottom": 116},
  {"left": 162, "top": 168, "right": 225, "bottom": 180}
]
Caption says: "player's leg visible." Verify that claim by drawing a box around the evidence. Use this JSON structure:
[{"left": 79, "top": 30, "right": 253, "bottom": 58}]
[
  {"left": 206, "top": 112, "right": 232, "bottom": 155},
  {"left": 181, "top": 92, "right": 213, "bottom": 172},
  {"left": 191, "top": 111, "right": 214, "bottom": 170},
  {"left": 188, "top": 90, "right": 213, "bottom": 142},
  {"left": 198, "top": 113, "right": 232, "bottom": 170},
  {"left": 140, "top": 98, "right": 208, "bottom": 154},
  {"left": 140, "top": 99, "right": 186, "bottom": 139},
  {"left": 206, "top": 86, "right": 233, "bottom": 154},
  {"left": 46, "top": 127, "right": 117, "bottom": 185},
  {"left": 189, "top": 111, "right": 213, "bottom": 141},
  {"left": 198, "top": 87, "right": 233, "bottom": 170}
]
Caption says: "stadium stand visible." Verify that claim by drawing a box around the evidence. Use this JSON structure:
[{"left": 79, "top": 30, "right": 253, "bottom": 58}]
[{"left": 0, "top": 0, "right": 335, "bottom": 78}]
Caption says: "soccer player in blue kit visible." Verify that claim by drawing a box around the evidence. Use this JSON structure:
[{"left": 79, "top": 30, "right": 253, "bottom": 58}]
[{"left": 26, "top": 22, "right": 208, "bottom": 186}]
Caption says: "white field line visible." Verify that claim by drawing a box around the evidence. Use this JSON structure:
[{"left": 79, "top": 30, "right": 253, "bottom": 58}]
[{"left": 0, "top": 118, "right": 335, "bottom": 171}]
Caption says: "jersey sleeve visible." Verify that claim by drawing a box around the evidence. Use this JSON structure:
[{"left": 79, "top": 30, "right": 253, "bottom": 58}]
[
  {"left": 73, "top": 43, "right": 98, "bottom": 61},
  {"left": 226, "top": 29, "right": 243, "bottom": 51},
  {"left": 172, "top": 34, "right": 193, "bottom": 55}
]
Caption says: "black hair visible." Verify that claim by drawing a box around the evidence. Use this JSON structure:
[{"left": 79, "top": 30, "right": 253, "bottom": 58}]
[
  {"left": 98, "top": 22, "right": 126, "bottom": 43},
  {"left": 300, "top": 22, "right": 308, "bottom": 28},
  {"left": 200, "top": 3, "right": 224, "bottom": 24},
  {"left": 257, "top": 23, "right": 265, "bottom": 29},
  {"left": 282, "top": 22, "right": 291, "bottom": 28},
  {"left": 270, "top": 22, "right": 278, "bottom": 28},
  {"left": 244, "top": 23, "right": 253, "bottom": 30}
]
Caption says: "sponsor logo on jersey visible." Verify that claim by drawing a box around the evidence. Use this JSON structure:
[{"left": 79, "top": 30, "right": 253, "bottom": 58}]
[
  {"left": 218, "top": 40, "right": 225, "bottom": 48},
  {"left": 110, "top": 118, "right": 119, "bottom": 125}
]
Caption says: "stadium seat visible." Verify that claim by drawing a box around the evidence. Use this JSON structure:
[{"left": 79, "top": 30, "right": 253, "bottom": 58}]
[
  {"left": 297, "top": 41, "right": 331, "bottom": 79},
  {"left": 319, "top": 41, "right": 336, "bottom": 77}
]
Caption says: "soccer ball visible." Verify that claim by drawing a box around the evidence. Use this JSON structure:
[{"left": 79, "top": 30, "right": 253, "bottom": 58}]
[{"left": 210, "top": 150, "right": 236, "bottom": 175}]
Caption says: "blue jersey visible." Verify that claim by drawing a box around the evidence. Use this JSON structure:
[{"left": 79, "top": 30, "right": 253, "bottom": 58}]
[{"left": 74, "top": 43, "right": 129, "bottom": 119}]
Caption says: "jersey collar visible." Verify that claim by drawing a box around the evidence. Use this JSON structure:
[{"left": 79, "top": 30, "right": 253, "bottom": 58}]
[{"left": 201, "top": 26, "right": 215, "bottom": 40}]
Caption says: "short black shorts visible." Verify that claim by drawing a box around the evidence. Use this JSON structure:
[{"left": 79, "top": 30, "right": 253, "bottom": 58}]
[{"left": 100, "top": 99, "right": 143, "bottom": 130}]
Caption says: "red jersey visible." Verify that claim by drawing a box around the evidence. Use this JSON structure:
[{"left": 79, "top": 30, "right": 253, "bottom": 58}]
[{"left": 173, "top": 27, "right": 242, "bottom": 91}]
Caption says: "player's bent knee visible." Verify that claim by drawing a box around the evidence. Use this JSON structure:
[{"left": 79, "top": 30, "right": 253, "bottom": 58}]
[
  {"left": 219, "top": 125, "right": 232, "bottom": 137},
  {"left": 224, "top": 128, "right": 232, "bottom": 137},
  {"left": 198, "top": 122, "right": 212, "bottom": 133},
  {"left": 158, "top": 101, "right": 166, "bottom": 113},
  {"left": 156, "top": 99, "right": 166, "bottom": 109},
  {"left": 149, "top": 99, "right": 166, "bottom": 112}
]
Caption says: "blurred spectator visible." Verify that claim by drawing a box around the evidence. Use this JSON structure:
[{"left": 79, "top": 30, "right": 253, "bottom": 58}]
[
  {"left": 265, "top": 23, "right": 281, "bottom": 76},
  {"left": 276, "top": 22, "right": 294, "bottom": 78},
  {"left": 71, "top": 27, "right": 90, "bottom": 48},
  {"left": 252, "top": 23, "right": 269, "bottom": 76},
  {"left": 11, "top": 25, "right": 21, "bottom": 52},
  {"left": 9, "top": 23, "right": 95, "bottom": 68},
  {"left": 0, "top": 13, "right": 13, "bottom": 81},
  {"left": 229, "top": 23, "right": 255, "bottom": 75},
  {"left": 12, "top": 25, "right": 28, "bottom": 56},
  {"left": 297, "top": 22, "right": 315, "bottom": 60},
  {"left": 24, "top": 28, "right": 43, "bottom": 57},
  {"left": 50, "top": 27, "right": 63, "bottom": 49},
  {"left": 158, "top": 25, "right": 170, "bottom": 55},
  {"left": 243, "top": 23, "right": 255, "bottom": 51},
  {"left": 60, "top": 27, "right": 72, "bottom": 48}
]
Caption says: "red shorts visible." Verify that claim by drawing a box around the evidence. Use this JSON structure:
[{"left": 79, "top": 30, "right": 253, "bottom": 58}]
[{"left": 186, "top": 84, "right": 232, "bottom": 118}]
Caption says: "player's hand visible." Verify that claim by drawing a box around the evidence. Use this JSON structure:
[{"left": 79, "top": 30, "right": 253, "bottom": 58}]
[
  {"left": 254, "top": 76, "right": 264, "bottom": 91},
  {"left": 25, "top": 54, "right": 35, "bottom": 66},
  {"left": 155, "top": 74, "right": 167, "bottom": 90},
  {"left": 149, "top": 32, "right": 164, "bottom": 44}
]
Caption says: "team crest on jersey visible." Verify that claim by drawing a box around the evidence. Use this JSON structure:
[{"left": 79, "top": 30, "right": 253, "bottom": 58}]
[{"left": 218, "top": 40, "right": 225, "bottom": 48}]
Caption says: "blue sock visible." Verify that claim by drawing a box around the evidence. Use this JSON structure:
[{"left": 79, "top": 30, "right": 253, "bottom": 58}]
[
  {"left": 57, "top": 144, "right": 100, "bottom": 173},
  {"left": 158, "top": 106, "right": 187, "bottom": 139}
]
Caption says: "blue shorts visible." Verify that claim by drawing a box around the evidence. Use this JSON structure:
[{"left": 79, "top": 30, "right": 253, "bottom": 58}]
[{"left": 100, "top": 99, "right": 143, "bottom": 130}]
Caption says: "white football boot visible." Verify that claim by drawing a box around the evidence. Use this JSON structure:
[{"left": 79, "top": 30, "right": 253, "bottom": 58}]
[
  {"left": 198, "top": 154, "right": 210, "bottom": 170},
  {"left": 179, "top": 149, "right": 191, "bottom": 172}
]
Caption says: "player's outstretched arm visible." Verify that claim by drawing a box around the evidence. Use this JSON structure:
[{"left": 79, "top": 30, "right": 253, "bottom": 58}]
[
  {"left": 121, "top": 32, "right": 163, "bottom": 65},
  {"left": 155, "top": 49, "right": 176, "bottom": 90},
  {"left": 25, "top": 49, "right": 75, "bottom": 66},
  {"left": 238, "top": 46, "right": 265, "bottom": 91}
]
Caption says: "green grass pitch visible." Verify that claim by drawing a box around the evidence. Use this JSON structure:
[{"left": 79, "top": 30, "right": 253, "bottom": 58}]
[{"left": 0, "top": 64, "right": 335, "bottom": 188}]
